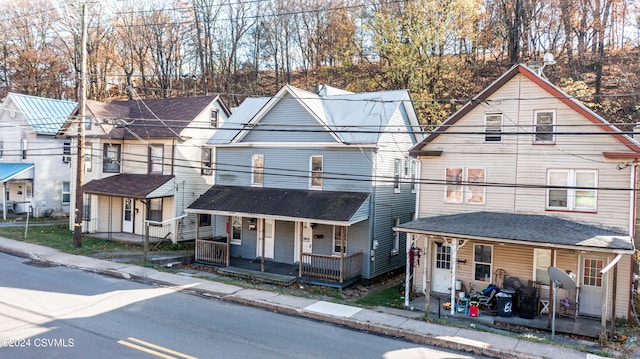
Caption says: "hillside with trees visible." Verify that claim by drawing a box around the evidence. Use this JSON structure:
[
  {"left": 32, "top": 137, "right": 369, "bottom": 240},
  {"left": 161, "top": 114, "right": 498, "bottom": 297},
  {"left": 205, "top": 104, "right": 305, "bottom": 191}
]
[{"left": 0, "top": 0, "right": 638, "bottom": 128}]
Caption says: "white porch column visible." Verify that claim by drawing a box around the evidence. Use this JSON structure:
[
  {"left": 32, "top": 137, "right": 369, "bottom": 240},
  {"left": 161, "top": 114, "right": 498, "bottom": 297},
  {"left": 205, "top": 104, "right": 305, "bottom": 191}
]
[{"left": 450, "top": 240, "right": 457, "bottom": 315}]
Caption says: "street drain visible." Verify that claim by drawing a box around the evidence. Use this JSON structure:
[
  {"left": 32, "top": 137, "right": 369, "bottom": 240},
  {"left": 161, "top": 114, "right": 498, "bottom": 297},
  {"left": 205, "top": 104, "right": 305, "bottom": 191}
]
[{"left": 24, "top": 260, "right": 57, "bottom": 267}]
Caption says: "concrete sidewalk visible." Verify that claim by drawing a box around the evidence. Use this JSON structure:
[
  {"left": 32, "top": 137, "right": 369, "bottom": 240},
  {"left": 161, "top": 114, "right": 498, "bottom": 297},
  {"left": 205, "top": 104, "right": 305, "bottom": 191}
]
[{"left": 0, "top": 236, "right": 621, "bottom": 359}]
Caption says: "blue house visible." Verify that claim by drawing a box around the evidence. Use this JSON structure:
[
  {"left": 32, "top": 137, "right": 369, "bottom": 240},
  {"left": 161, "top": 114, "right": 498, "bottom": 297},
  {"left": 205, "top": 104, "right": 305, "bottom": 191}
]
[{"left": 187, "top": 85, "right": 422, "bottom": 286}]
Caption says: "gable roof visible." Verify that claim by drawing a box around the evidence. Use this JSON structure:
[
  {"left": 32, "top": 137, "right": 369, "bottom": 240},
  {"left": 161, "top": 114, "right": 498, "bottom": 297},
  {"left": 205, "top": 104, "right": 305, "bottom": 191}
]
[
  {"left": 396, "top": 212, "right": 633, "bottom": 253},
  {"left": 208, "top": 97, "right": 270, "bottom": 145},
  {"left": 7, "top": 93, "right": 77, "bottom": 135},
  {"left": 410, "top": 64, "right": 640, "bottom": 157},
  {"left": 60, "top": 95, "right": 229, "bottom": 140},
  {"left": 208, "top": 84, "right": 422, "bottom": 145}
]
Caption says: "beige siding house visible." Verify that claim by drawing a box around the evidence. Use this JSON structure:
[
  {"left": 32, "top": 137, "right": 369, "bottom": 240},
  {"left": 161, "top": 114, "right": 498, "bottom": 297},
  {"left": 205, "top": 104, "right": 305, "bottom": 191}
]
[
  {"left": 58, "top": 96, "right": 230, "bottom": 243},
  {"left": 396, "top": 64, "right": 637, "bottom": 327}
]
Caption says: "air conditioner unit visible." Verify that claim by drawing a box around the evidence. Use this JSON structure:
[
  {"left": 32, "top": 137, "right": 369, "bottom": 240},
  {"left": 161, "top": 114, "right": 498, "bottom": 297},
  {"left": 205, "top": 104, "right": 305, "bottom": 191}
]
[{"left": 62, "top": 155, "right": 72, "bottom": 163}]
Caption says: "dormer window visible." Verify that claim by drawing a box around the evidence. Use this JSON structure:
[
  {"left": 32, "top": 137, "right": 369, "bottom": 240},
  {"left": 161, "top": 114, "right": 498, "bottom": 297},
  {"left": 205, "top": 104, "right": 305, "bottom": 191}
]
[{"left": 210, "top": 108, "right": 219, "bottom": 128}]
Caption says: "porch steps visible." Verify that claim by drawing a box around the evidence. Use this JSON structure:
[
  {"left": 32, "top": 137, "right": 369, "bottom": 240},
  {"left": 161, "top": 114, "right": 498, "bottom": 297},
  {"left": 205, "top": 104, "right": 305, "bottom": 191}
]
[{"left": 216, "top": 266, "right": 298, "bottom": 286}]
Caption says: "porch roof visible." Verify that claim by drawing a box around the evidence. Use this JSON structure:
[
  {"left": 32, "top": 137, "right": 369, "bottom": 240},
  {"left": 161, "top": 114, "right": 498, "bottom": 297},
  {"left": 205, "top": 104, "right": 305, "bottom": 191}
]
[
  {"left": 395, "top": 211, "right": 634, "bottom": 253},
  {"left": 0, "top": 163, "right": 34, "bottom": 183},
  {"left": 83, "top": 174, "right": 175, "bottom": 198},
  {"left": 186, "top": 185, "right": 370, "bottom": 225}
]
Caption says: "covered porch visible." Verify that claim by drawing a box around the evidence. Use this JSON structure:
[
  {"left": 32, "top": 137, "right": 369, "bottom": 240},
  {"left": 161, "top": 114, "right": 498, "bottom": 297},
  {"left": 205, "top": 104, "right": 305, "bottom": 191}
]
[
  {"left": 0, "top": 163, "right": 34, "bottom": 220},
  {"left": 187, "top": 185, "right": 370, "bottom": 287}
]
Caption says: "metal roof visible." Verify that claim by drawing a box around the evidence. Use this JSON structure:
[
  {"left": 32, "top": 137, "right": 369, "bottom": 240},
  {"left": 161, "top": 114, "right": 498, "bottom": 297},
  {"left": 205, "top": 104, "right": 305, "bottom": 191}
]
[
  {"left": 396, "top": 211, "right": 633, "bottom": 252},
  {"left": 8, "top": 93, "right": 77, "bottom": 135},
  {"left": 0, "top": 163, "right": 34, "bottom": 182}
]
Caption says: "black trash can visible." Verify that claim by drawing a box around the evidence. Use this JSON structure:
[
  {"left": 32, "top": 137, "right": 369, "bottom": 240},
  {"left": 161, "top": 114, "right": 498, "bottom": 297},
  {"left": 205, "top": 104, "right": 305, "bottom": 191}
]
[
  {"left": 496, "top": 292, "right": 513, "bottom": 317},
  {"left": 518, "top": 286, "right": 537, "bottom": 319}
]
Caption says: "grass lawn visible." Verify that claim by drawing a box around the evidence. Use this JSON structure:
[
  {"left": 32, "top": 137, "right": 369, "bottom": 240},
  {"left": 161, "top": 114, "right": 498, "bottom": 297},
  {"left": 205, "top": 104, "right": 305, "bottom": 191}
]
[
  {"left": 355, "top": 284, "right": 405, "bottom": 309},
  {"left": 0, "top": 223, "right": 193, "bottom": 256}
]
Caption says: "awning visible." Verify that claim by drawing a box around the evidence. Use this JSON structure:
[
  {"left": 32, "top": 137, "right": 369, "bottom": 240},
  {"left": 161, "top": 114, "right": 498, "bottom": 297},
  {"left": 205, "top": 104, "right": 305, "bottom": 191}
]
[
  {"left": 0, "top": 163, "right": 34, "bottom": 183},
  {"left": 395, "top": 211, "right": 634, "bottom": 253},
  {"left": 83, "top": 174, "right": 175, "bottom": 199},
  {"left": 187, "top": 185, "right": 370, "bottom": 226}
]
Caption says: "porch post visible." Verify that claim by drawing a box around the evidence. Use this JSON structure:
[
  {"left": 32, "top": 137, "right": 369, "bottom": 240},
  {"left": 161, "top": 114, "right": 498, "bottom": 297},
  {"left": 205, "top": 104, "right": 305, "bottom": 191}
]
[
  {"left": 195, "top": 213, "right": 199, "bottom": 261},
  {"left": 450, "top": 239, "right": 457, "bottom": 315},
  {"left": 404, "top": 233, "right": 412, "bottom": 308},
  {"left": 298, "top": 222, "right": 303, "bottom": 277},
  {"left": 226, "top": 215, "right": 230, "bottom": 266},
  {"left": 339, "top": 226, "right": 345, "bottom": 283},
  {"left": 423, "top": 235, "right": 430, "bottom": 314},
  {"left": 261, "top": 218, "right": 265, "bottom": 272},
  {"left": 548, "top": 249, "right": 556, "bottom": 328},
  {"left": 2, "top": 182, "right": 6, "bottom": 220}
]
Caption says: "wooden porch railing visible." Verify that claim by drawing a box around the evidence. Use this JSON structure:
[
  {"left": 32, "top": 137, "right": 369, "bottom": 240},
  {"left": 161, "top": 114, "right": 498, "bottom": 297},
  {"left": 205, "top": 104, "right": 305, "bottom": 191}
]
[
  {"left": 195, "top": 239, "right": 228, "bottom": 265},
  {"left": 300, "top": 250, "right": 362, "bottom": 283}
]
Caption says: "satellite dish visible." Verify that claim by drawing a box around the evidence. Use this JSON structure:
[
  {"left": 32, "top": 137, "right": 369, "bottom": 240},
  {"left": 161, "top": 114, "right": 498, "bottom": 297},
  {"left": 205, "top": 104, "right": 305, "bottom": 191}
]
[
  {"left": 548, "top": 266, "right": 576, "bottom": 290},
  {"left": 548, "top": 266, "right": 577, "bottom": 338},
  {"left": 543, "top": 52, "right": 556, "bottom": 66}
]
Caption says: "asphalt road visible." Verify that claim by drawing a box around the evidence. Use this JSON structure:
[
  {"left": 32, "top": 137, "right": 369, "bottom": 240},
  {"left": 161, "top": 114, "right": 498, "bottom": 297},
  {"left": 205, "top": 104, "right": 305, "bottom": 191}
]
[{"left": 0, "top": 251, "right": 486, "bottom": 358}]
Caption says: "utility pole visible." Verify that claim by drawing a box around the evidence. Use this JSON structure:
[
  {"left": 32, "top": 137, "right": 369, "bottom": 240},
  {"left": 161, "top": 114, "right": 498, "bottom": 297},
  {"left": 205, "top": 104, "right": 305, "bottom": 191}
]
[{"left": 73, "top": 3, "right": 87, "bottom": 248}]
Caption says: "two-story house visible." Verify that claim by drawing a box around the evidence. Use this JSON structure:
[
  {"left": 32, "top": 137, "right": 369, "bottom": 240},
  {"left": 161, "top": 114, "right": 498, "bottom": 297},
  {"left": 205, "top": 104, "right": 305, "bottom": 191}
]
[
  {"left": 58, "top": 95, "right": 230, "bottom": 243},
  {"left": 395, "top": 64, "right": 637, "bottom": 326},
  {"left": 187, "top": 85, "right": 422, "bottom": 286},
  {"left": 0, "top": 93, "right": 77, "bottom": 219}
]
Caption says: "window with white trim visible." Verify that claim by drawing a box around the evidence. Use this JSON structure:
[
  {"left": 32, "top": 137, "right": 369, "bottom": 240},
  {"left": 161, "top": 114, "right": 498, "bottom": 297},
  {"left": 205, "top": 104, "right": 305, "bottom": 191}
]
[
  {"left": 85, "top": 142, "right": 92, "bottom": 172},
  {"left": 63, "top": 141, "right": 72, "bottom": 155},
  {"left": 201, "top": 148, "right": 212, "bottom": 175},
  {"left": 231, "top": 216, "right": 242, "bottom": 245},
  {"left": 103, "top": 144, "right": 121, "bottom": 173},
  {"left": 20, "top": 139, "right": 27, "bottom": 160},
  {"left": 445, "top": 168, "right": 485, "bottom": 204},
  {"left": 392, "top": 218, "right": 400, "bottom": 255},
  {"left": 534, "top": 110, "right": 555, "bottom": 143},
  {"left": 546, "top": 169, "right": 597, "bottom": 211},
  {"left": 62, "top": 182, "right": 70, "bottom": 204},
  {"left": 410, "top": 160, "right": 417, "bottom": 193},
  {"left": 333, "top": 225, "right": 347, "bottom": 254},
  {"left": 210, "top": 108, "right": 219, "bottom": 128},
  {"left": 0, "top": 141, "right": 3, "bottom": 159},
  {"left": 534, "top": 248, "right": 551, "bottom": 285},
  {"left": 310, "top": 155, "right": 323, "bottom": 189},
  {"left": 474, "top": 244, "right": 492, "bottom": 282},
  {"left": 484, "top": 113, "right": 502, "bottom": 142},
  {"left": 148, "top": 198, "right": 163, "bottom": 223},
  {"left": 148, "top": 144, "right": 163, "bottom": 174},
  {"left": 393, "top": 158, "right": 402, "bottom": 192},
  {"left": 252, "top": 154, "right": 264, "bottom": 186}
]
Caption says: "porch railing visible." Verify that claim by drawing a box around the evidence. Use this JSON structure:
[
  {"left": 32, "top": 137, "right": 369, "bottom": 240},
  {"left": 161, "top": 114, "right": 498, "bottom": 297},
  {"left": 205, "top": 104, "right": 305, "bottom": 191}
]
[
  {"left": 195, "top": 238, "right": 228, "bottom": 265},
  {"left": 300, "top": 250, "right": 362, "bottom": 282}
]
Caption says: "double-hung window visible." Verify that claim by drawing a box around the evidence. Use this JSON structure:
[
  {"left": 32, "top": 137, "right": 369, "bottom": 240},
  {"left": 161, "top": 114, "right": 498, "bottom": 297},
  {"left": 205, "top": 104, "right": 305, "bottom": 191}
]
[
  {"left": 201, "top": 148, "right": 212, "bottom": 175},
  {"left": 252, "top": 154, "right": 264, "bottom": 186},
  {"left": 474, "top": 244, "right": 492, "bottom": 282},
  {"left": 534, "top": 110, "right": 555, "bottom": 143},
  {"left": 534, "top": 248, "right": 551, "bottom": 285},
  {"left": 547, "top": 169, "right": 597, "bottom": 211},
  {"left": 20, "top": 139, "right": 27, "bottom": 160},
  {"left": 310, "top": 155, "right": 323, "bottom": 189},
  {"left": 103, "top": 144, "right": 121, "bottom": 173},
  {"left": 0, "top": 140, "right": 3, "bottom": 159},
  {"left": 484, "top": 113, "right": 502, "bottom": 142},
  {"left": 85, "top": 142, "right": 92, "bottom": 172},
  {"left": 231, "top": 216, "right": 242, "bottom": 245},
  {"left": 62, "top": 182, "right": 70, "bottom": 204},
  {"left": 148, "top": 144, "right": 163, "bottom": 174},
  {"left": 392, "top": 218, "right": 400, "bottom": 255},
  {"left": 210, "top": 108, "right": 219, "bottom": 128},
  {"left": 445, "top": 168, "right": 486, "bottom": 204},
  {"left": 148, "top": 198, "right": 162, "bottom": 223},
  {"left": 393, "top": 159, "right": 402, "bottom": 193},
  {"left": 333, "top": 226, "right": 347, "bottom": 255}
]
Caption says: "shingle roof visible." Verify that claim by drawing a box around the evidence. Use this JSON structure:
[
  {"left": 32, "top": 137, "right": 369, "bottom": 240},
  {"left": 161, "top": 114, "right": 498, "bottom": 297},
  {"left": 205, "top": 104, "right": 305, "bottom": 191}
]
[
  {"left": 396, "top": 211, "right": 633, "bottom": 252},
  {"left": 85, "top": 96, "right": 224, "bottom": 139},
  {"left": 83, "top": 174, "right": 174, "bottom": 198},
  {"left": 8, "top": 93, "right": 77, "bottom": 135},
  {"left": 187, "top": 185, "right": 370, "bottom": 224}
]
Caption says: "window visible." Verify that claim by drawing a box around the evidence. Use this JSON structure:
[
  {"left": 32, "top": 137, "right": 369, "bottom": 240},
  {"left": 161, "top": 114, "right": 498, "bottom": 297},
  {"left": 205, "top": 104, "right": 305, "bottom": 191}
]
[
  {"left": 148, "top": 144, "right": 163, "bottom": 174},
  {"left": 252, "top": 154, "right": 264, "bottom": 186},
  {"left": 210, "top": 108, "right": 219, "bottom": 128},
  {"left": 148, "top": 198, "right": 162, "bottom": 222},
  {"left": 231, "top": 216, "right": 242, "bottom": 245},
  {"left": 435, "top": 243, "right": 451, "bottom": 270},
  {"left": 85, "top": 142, "right": 92, "bottom": 172},
  {"left": 20, "top": 139, "right": 27, "bottom": 160},
  {"left": 103, "top": 144, "right": 121, "bottom": 173},
  {"left": 534, "top": 110, "right": 555, "bottom": 143},
  {"left": 392, "top": 218, "right": 400, "bottom": 255},
  {"left": 547, "top": 169, "right": 597, "bottom": 211},
  {"left": 201, "top": 148, "right": 212, "bottom": 175},
  {"left": 310, "top": 155, "right": 323, "bottom": 188},
  {"left": 62, "top": 182, "right": 70, "bottom": 204},
  {"left": 63, "top": 141, "right": 72, "bottom": 155},
  {"left": 582, "top": 258, "right": 603, "bottom": 287},
  {"left": 0, "top": 141, "right": 3, "bottom": 159},
  {"left": 485, "top": 113, "right": 502, "bottom": 142},
  {"left": 445, "top": 168, "right": 485, "bottom": 204},
  {"left": 534, "top": 248, "right": 551, "bottom": 285},
  {"left": 333, "top": 226, "right": 347, "bottom": 254},
  {"left": 410, "top": 160, "right": 417, "bottom": 193},
  {"left": 474, "top": 244, "right": 492, "bottom": 282},
  {"left": 199, "top": 214, "right": 211, "bottom": 227},
  {"left": 83, "top": 194, "right": 91, "bottom": 221},
  {"left": 394, "top": 159, "right": 402, "bottom": 192}
]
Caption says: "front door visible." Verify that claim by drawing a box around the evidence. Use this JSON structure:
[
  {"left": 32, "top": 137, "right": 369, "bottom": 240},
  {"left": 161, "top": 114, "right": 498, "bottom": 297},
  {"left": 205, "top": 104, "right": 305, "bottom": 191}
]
[
  {"left": 122, "top": 198, "right": 134, "bottom": 233},
  {"left": 432, "top": 242, "right": 452, "bottom": 293},
  {"left": 294, "top": 222, "right": 313, "bottom": 263},
  {"left": 579, "top": 255, "right": 605, "bottom": 317},
  {"left": 257, "top": 219, "right": 275, "bottom": 259}
]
